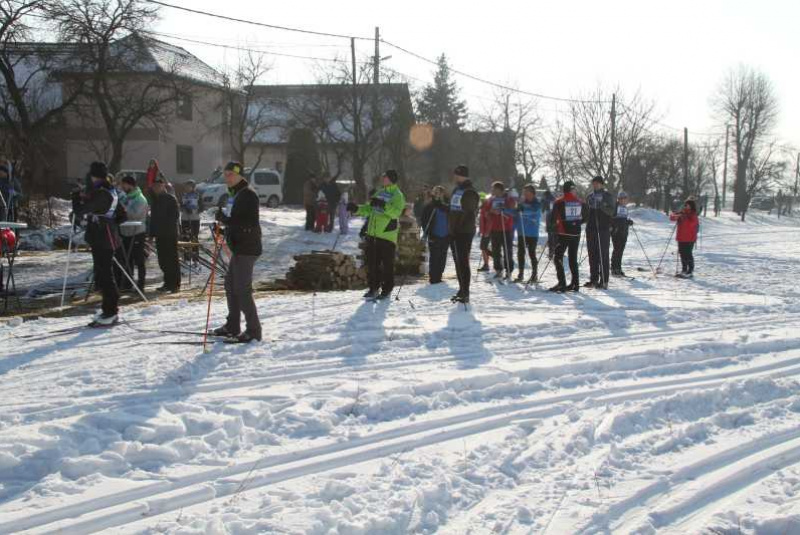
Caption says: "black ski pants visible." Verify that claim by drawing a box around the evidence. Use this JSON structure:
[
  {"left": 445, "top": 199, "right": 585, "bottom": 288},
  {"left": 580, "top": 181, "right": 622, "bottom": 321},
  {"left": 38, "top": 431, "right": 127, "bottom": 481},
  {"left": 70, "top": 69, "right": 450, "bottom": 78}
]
[
  {"left": 554, "top": 234, "right": 580, "bottom": 287},
  {"left": 91, "top": 246, "right": 119, "bottom": 316},
  {"left": 587, "top": 225, "right": 611, "bottom": 285},
  {"left": 428, "top": 236, "right": 449, "bottom": 283},
  {"left": 450, "top": 232, "right": 474, "bottom": 297},
  {"left": 156, "top": 236, "right": 181, "bottom": 291},
  {"left": 611, "top": 228, "right": 628, "bottom": 273},
  {"left": 678, "top": 241, "right": 695, "bottom": 274},
  {"left": 517, "top": 236, "right": 538, "bottom": 278},
  {"left": 490, "top": 230, "right": 514, "bottom": 274},
  {"left": 365, "top": 236, "right": 396, "bottom": 294}
]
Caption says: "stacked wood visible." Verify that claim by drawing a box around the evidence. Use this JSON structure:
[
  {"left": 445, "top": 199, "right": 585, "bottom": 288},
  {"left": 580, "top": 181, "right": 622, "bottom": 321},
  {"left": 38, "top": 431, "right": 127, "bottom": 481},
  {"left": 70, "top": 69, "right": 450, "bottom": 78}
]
[
  {"left": 285, "top": 250, "right": 367, "bottom": 291},
  {"left": 395, "top": 213, "right": 425, "bottom": 276}
]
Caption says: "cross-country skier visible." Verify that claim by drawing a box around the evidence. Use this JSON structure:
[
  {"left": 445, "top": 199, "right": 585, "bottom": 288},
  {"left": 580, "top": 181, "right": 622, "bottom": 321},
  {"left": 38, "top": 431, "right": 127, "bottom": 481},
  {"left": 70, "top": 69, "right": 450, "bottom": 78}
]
[
  {"left": 514, "top": 184, "right": 541, "bottom": 282},
  {"left": 119, "top": 175, "right": 149, "bottom": 291},
  {"left": 81, "top": 162, "right": 122, "bottom": 326},
  {"left": 550, "top": 180, "right": 587, "bottom": 293},
  {"left": 447, "top": 165, "right": 480, "bottom": 304},
  {"left": 670, "top": 199, "right": 699, "bottom": 278},
  {"left": 421, "top": 185, "right": 450, "bottom": 284},
  {"left": 212, "top": 161, "right": 263, "bottom": 343},
  {"left": 477, "top": 192, "right": 491, "bottom": 272},
  {"left": 348, "top": 169, "right": 406, "bottom": 300},
  {"left": 149, "top": 177, "right": 181, "bottom": 293},
  {"left": 611, "top": 191, "right": 633, "bottom": 277},
  {"left": 485, "top": 181, "right": 517, "bottom": 279},
  {"left": 585, "top": 176, "right": 615, "bottom": 289}
]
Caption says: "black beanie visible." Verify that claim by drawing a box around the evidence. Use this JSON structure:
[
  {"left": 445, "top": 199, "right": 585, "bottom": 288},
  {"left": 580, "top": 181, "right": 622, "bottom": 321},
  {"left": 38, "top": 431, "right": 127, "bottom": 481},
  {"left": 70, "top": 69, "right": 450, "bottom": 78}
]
[
  {"left": 89, "top": 161, "right": 108, "bottom": 180},
  {"left": 224, "top": 161, "right": 243, "bottom": 175},
  {"left": 562, "top": 180, "right": 576, "bottom": 194},
  {"left": 592, "top": 175, "right": 605, "bottom": 185},
  {"left": 121, "top": 175, "right": 137, "bottom": 186},
  {"left": 384, "top": 169, "right": 399, "bottom": 183},
  {"left": 454, "top": 165, "right": 469, "bottom": 178}
]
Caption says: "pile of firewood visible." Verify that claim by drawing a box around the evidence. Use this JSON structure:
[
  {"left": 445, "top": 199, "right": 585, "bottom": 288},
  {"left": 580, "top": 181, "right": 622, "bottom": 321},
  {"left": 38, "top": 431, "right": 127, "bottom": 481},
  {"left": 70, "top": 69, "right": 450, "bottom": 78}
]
[
  {"left": 284, "top": 251, "right": 367, "bottom": 291},
  {"left": 395, "top": 214, "right": 425, "bottom": 276}
]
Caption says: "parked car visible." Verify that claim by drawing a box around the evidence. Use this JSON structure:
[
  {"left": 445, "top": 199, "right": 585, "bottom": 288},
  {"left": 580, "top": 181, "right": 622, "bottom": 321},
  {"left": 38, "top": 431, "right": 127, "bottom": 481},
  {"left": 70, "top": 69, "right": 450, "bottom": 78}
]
[
  {"left": 749, "top": 195, "right": 775, "bottom": 211},
  {"left": 197, "top": 168, "right": 283, "bottom": 208}
]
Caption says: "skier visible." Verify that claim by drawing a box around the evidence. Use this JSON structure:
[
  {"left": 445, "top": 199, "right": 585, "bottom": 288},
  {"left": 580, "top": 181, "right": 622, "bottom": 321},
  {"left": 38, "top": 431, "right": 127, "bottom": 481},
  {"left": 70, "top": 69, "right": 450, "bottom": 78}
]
[
  {"left": 447, "top": 165, "right": 480, "bottom": 303},
  {"left": 670, "top": 199, "right": 699, "bottom": 278},
  {"left": 584, "top": 176, "right": 615, "bottom": 289},
  {"left": 514, "top": 184, "right": 541, "bottom": 282},
  {"left": 477, "top": 192, "right": 491, "bottom": 272},
  {"left": 149, "top": 177, "right": 181, "bottom": 293},
  {"left": 180, "top": 180, "right": 202, "bottom": 264},
  {"left": 550, "top": 180, "right": 587, "bottom": 293},
  {"left": 303, "top": 174, "right": 319, "bottom": 231},
  {"left": 486, "top": 181, "right": 517, "bottom": 279},
  {"left": 80, "top": 162, "right": 122, "bottom": 326},
  {"left": 212, "top": 161, "right": 263, "bottom": 343},
  {"left": 610, "top": 191, "right": 634, "bottom": 277},
  {"left": 348, "top": 169, "right": 406, "bottom": 300},
  {"left": 119, "top": 175, "right": 149, "bottom": 291},
  {"left": 337, "top": 190, "right": 351, "bottom": 235},
  {"left": 314, "top": 190, "right": 329, "bottom": 233},
  {"left": 421, "top": 185, "right": 450, "bottom": 284}
]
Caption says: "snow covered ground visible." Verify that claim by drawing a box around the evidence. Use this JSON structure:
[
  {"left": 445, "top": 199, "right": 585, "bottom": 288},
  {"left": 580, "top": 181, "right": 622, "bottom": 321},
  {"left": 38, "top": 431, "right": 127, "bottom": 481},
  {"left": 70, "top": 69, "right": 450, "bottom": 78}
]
[{"left": 2, "top": 207, "right": 800, "bottom": 534}]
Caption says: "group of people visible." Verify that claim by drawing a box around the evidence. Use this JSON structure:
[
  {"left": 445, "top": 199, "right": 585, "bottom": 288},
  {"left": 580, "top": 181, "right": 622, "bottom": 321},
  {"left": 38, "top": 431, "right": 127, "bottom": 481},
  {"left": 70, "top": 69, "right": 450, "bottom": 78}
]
[
  {"left": 414, "top": 172, "right": 702, "bottom": 297},
  {"left": 303, "top": 174, "right": 350, "bottom": 234},
  {"left": 77, "top": 160, "right": 262, "bottom": 342}
]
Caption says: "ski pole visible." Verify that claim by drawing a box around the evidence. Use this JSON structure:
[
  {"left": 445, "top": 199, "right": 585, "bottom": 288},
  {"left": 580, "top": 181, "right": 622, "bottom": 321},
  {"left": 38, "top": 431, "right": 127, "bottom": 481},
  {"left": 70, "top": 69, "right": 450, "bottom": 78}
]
[
  {"left": 202, "top": 225, "right": 222, "bottom": 352},
  {"left": 655, "top": 222, "right": 678, "bottom": 273},
  {"left": 595, "top": 213, "right": 606, "bottom": 288},
  {"left": 112, "top": 255, "right": 148, "bottom": 302},
  {"left": 500, "top": 212, "right": 512, "bottom": 278},
  {"left": 631, "top": 225, "right": 657, "bottom": 278},
  {"left": 60, "top": 213, "right": 76, "bottom": 308}
]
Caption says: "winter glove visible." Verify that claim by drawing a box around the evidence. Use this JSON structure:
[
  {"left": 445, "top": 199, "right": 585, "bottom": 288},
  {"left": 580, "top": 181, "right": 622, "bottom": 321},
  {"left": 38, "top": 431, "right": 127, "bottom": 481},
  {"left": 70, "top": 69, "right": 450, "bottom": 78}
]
[
  {"left": 370, "top": 197, "right": 386, "bottom": 209},
  {"left": 628, "top": 219, "right": 634, "bottom": 227},
  {"left": 346, "top": 202, "right": 359, "bottom": 214}
]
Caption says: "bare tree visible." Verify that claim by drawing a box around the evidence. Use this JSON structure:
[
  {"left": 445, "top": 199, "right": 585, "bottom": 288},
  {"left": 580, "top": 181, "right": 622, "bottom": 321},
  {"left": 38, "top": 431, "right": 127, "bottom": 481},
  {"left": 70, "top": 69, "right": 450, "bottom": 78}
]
[
  {"left": 475, "top": 87, "right": 541, "bottom": 183},
  {"left": 0, "top": 0, "right": 83, "bottom": 194},
  {"left": 219, "top": 49, "right": 276, "bottom": 174},
  {"left": 540, "top": 118, "right": 577, "bottom": 190},
  {"left": 51, "top": 0, "right": 192, "bottom": 173},
  {"left": 713, "top": 65, "right": 779, "bottom": 218}
]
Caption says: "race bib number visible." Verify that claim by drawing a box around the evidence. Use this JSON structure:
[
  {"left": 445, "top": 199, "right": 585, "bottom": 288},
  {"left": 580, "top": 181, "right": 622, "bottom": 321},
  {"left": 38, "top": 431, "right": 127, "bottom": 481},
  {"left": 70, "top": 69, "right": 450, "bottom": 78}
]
[
  {"left": 565, "top": 201, "right": 582, "bottom": 222},
  {"left": 492, "top": 198, "right": 505, "bottom": 211},
  {"left": 184, "top": 194, "right": 199, "bottom": 211},
  {"left": 616, "top": 206, "right": 628, "bottom": 218},
  {"left": 373, "top": 191, "right": 393, "bottom": 214},
  {"left": 450, "top": 190, "right": 464, "bottom": 211},
  {"left": 223, "top": 195, "right": 234, "bottom": 217}
]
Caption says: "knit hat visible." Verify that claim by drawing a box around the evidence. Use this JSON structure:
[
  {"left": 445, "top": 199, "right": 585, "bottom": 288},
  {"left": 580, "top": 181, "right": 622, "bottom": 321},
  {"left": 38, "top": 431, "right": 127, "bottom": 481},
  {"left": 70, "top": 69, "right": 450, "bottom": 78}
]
[
  {"left": 562, "top": 180, "right": 576, "bottom": 193},
  {"left": 121, "top": 175, "right": 137, "bottom": 186},
  {"left": 523, "top": 184, "right": 536, "bottom": 194},
  {"left": 617, "top": 190, "right": 628, "bottom": 199},
  {"left": 685, "top": 199, "right": 697, "bottom": 213},
  {"left": 224, "top": 161, "right": 243, "bottom": 175},
  {"left": 491, "top": 181, "right": 505, "bottom": 192},
  {"left": 89, "top": 161, "right": 109, "bottom": 180},
  {"left": 384, "top": 169, "right": 399, "bottom": 183},
  {"left": 454, "top": 165, "right": 469, "bottom": 178},
  {"left": 592, "top": 175, "right": 605, "bottom": 185}
]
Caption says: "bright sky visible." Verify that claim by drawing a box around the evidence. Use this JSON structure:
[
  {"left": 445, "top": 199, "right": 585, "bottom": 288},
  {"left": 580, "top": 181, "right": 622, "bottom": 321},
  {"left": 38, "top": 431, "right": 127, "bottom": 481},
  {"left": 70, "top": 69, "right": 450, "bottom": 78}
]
[{"left": 155, "top": 0, "right": 799, "bottom": 154}]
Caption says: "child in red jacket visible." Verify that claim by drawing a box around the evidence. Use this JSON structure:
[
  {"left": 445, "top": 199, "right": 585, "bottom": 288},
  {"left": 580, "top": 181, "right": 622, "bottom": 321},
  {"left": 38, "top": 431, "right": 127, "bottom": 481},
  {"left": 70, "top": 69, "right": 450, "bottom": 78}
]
[
  {"left": 478, "top": 194, "right": 491, "bottom": 272},
  {"left": 314, "top": 191, "right": 329, "bottom": 233},
  {"left": 485, "top": 181, "right": 517, "bottom": 279},
  {"left": 669, "top": 199, "right": 699, "bottom": 278}
]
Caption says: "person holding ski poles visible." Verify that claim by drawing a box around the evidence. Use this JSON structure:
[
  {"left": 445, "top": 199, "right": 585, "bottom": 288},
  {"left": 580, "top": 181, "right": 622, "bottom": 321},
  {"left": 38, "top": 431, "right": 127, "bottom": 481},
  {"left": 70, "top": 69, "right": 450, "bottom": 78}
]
[
  {"left": 348, "top": 169, "right": 406, "bottom": 301},
  {"left": 486, "top": 181, "right": 517, "bottom": 280},
  {"left": 421, "top": 185, "right": 450, "bottom": 284},
  {"left": 670, "top": 198, "right": 699, "bottom": 278},
  {"left": 447, "top": 165, "right": 480, "bottom": 304},
  {"left": 80, "top": 162, "right": 122, "bottom": 326},
  {"left": 585, "top": 176, "right": 615, "bottom": 289},
  {"left": 514, "top": 184, "right": 541, "bottom": 283},
  {"left": 477, "top": 192, "right": 491, "bottom": 272},
  {"left": 212, "top": 161, "right": 263, "bottom": 343},
  {"left": 550, "top": 180, "right": 587, "bottom": 293},
  {"left": 119, "top": 175, "right": 149, "bottom": 292},
  {"left": 611, "top": 191, "right": 634, "bottom": 277}
]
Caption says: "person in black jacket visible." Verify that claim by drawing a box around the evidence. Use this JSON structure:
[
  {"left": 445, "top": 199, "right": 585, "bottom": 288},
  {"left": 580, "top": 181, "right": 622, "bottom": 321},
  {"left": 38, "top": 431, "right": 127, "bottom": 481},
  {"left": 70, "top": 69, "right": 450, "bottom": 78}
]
[
  {"left": 421, "top": 185, "right": 450, "bottom": 284},
  {"left": 584, "top": 176, "right": 615, "bottom": 289},
  {"left": 447, "top": 165, "right": 480, "bottom": 304},
  {"left": 320, "top": 175, "right": 341, "bottom": 233},
  {"left": 149, "top": 177, "right": 181, "bottom": 293},
  {"left": 213, "top": 161, "right": 262, "bottom": 343},
  {"left": 549, "top": 180, "right": 588, "bottom": 293},
  {"left": 80, "top": 161, "right": 122, "bottom": 325},
  {"left": 611, "top": 191, "right": 634, "bottom": 277}
]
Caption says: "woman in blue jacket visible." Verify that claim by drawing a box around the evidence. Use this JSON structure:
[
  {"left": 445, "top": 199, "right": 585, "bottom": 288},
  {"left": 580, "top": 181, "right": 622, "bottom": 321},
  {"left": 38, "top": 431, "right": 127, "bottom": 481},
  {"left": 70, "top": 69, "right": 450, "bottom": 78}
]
[{"left": 514, "top": 184, "right": 542, "bottom": 282}]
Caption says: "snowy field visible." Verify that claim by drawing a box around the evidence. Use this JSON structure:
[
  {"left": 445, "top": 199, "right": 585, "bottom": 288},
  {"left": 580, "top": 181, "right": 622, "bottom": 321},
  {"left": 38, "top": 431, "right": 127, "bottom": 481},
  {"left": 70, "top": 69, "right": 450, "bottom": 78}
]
[{"left": 2, "top": 207, "right": 800, "bottom": 534}]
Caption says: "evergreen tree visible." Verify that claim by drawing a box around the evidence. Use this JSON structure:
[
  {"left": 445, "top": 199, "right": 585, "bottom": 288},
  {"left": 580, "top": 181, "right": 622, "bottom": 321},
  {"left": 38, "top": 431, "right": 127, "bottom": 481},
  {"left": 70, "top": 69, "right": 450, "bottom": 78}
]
[
  {"left": 417, "top": 54, "right": 468, "bottom": 130},
  {"left": 283, "top": 128, "right": 321, "bottom": 204}
]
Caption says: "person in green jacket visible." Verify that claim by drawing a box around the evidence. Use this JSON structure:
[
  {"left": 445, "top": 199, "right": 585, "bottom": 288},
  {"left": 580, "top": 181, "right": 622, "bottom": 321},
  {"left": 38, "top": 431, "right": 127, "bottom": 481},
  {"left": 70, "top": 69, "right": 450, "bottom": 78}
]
[{"left": 348, "top": 169, "right": 406, "bottom": 300}]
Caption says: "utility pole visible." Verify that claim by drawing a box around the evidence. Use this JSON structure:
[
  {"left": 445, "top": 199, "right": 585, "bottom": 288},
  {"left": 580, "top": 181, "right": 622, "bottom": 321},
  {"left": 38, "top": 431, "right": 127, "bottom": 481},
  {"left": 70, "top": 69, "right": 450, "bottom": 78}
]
[
  {"left": 351, "top": 37, "right": 362, "bottom": 199},
  {"left": 683, "top": 127, "right": 689, "bottom": 196},
  {"left": 608, "top": 93, "right": 616, "bottom": 187},
  {"left": 722, "top": 124, "right": 730, "bottom": 209},
  {"left": 373, "top": 27, "right": 380, "bottom": 85},
  {"left": 794, "top": 152, "right": 799, "bottom": 198}
]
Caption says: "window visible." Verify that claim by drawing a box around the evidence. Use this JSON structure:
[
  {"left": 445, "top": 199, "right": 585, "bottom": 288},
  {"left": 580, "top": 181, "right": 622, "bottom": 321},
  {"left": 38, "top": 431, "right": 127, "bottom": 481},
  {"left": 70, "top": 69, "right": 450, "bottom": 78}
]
[
  {"left": 177, "top": 95, "right": 193, "bottom": 121},
  {"left": 254, "top": 172, "right": 280, "bottom": 186},
  {"left": 275, "top": 161, "right": 283, "bottom": 173},
  {"left": 176, "top": 145, "right": 193, "bottom": 174}
]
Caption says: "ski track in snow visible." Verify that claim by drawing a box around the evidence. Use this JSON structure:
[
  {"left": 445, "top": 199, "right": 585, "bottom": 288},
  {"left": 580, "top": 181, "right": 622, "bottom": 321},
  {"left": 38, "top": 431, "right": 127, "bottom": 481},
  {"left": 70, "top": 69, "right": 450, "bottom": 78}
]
[{"left": 2, "top": 207, "right": 800, "bottom": 534}]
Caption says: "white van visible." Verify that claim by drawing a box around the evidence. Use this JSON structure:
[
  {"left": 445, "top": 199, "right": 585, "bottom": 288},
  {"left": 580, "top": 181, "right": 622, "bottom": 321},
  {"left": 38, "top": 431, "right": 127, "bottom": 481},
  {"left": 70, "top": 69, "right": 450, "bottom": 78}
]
[{"left": 198, "top": 168, "right": 284, "bottom": 208}]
